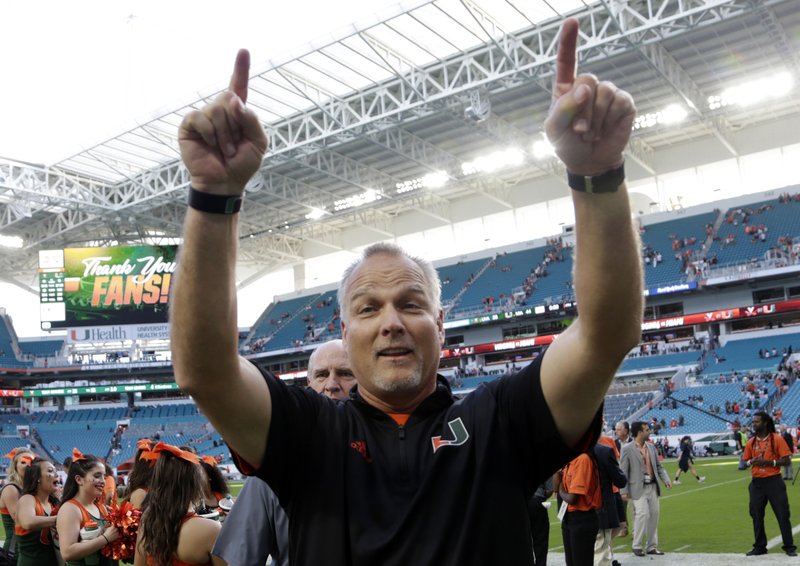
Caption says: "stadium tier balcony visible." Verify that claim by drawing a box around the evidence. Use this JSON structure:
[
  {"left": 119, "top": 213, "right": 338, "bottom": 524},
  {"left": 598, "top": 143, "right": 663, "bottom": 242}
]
[
  {"left": 619, "top": 351, "right": 702, "bottom": 373},
  {"left": 438, "top": 257, "right": 493, "bottom": 305},
  {"left": 704, "top": 333, "right": 800, "bottom": 375},
  {"left": 709, "top": 197, "right": 800, "bottom": 265},
  {"left": 639, "top": 211, "right": 718, "bottom": 288}
]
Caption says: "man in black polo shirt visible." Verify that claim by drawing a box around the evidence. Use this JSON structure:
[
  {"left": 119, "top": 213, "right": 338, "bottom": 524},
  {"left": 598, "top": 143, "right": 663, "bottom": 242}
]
[{"left": 171, "top": 17, "right": 643, "bottom": 566}]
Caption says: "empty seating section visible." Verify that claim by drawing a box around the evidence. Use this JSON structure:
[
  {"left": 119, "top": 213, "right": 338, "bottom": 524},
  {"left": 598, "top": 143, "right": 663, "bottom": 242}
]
[
  {"left": 619, "top": 351, "right": 701, "bottom": 372},
  {"left": 438, "top": 258, "right": 491, "bottom": 305},
  {"left": 604, "top": 392, "right": 652, "bottom": 427},
  {"left": 18, "top": 340, "right": 64, "bottom": 357},
  {"left": 457, "top": 248, "right": 544, "bottom": 310},
  {"left": 527, "top": 248, "right": 574, "bottom": 306},
  {"left": 709, "top": 198, "right": 800, "bottom": 265},
  {"left": 705, "top": 333, "right": 800, "bottom": 375},
  {"left": 248, "top": 293, "right": 321, "bottom": 345},
  {"left": 0, "top": 315, "right": 32, "bottom": 368},
  {"left": 37, "top": 424, "right": 117, "bottom": 463},
  {"left": 641, "top": 404, "right": 726, "bottom": 434},
  {"left": 640, "top": 211, "right": 717, "bottom": 288}
]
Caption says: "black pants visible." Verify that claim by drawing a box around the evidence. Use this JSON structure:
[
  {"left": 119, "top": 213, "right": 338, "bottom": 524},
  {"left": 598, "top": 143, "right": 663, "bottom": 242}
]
[
  {"left": 749, "top": 474, "right": 796, "bottom": 552},
  {"left": 528, "top": 497, "right": 549, "bottom": 565},
  {"left": 561, "top": 510, "right": 599, "bottom": 566}
]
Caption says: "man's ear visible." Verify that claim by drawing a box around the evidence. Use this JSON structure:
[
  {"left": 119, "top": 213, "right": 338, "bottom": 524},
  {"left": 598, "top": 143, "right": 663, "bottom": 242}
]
[
  {"left": 437, "top": 308, "right": 445, "bottom": 346},
  {"left": 341, "top": 319, "right": 348, "bottom": 346}
]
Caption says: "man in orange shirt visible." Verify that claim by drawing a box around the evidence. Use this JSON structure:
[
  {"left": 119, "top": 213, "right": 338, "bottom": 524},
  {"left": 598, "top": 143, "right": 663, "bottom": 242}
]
[
  {"left": 558, "top": 453, "right": 602, "bottom": 565},
  {"left": 743, "top": 411, "right": 796, "bottom": 557}
]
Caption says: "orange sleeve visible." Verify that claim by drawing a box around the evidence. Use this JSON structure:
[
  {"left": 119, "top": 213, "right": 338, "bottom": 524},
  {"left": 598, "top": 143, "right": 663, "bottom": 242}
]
[{"left": 564, "top": 454, "right": 592, "bottom": 496}]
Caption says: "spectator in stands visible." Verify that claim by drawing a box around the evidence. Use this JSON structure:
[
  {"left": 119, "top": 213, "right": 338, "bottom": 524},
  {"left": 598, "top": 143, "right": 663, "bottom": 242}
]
[
  {"left": 558, "top": 452, "right": 602, "bottom": 565},
  {"left": 15, "top": 457, "right": 60, "bottom": 566},
  {"left": 780, "top": 425, "right": 795, "bottom": 481},
  {"left": 134, "top": 443, "right": 225, "bottom": 566},
  {"left": 744, "top": 412, "right": 796, "bottom": 556},
  {"left": 56, "top": 450, "right": 119, "bottom": 565},
  {"left": 673, "top": 436, "right": 705, "bottom": 485},
  {"left": 171, "top": 18, "right": 643, "bottom": 564},
  {"left": 213, "top": 338, "right": 356, "bottom": 566},
  {"left": 620, "top": 422, "right": 671, "bottom": 557},
  {"left": 124, "top": 439, "right": 154, "bottom": 509}
]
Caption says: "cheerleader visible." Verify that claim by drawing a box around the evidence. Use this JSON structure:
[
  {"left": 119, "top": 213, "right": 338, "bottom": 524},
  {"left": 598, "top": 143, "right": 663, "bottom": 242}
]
[
  {"left": 134, "top": 443, "right": 224, "bottom": 566},
  {"left": 0, "top": 447, "right": 33, "bottom": 558},
  {"left": 56, "top": 449, "right": 119, "bottom": 566},
  {"left": 15, "top": 457, "right": 60, "bottom": 566},
  {"left": 124, "top": 440, "right": 154, "bottom": 509},
  {"left": 198, "top": 457, "right": 230, "bottom": 519}
]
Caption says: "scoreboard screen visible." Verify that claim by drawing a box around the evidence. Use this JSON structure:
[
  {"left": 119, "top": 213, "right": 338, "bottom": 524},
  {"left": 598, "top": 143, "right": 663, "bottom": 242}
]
[{"left": 38, "top": 245, "right": 178, "bottom": 330}]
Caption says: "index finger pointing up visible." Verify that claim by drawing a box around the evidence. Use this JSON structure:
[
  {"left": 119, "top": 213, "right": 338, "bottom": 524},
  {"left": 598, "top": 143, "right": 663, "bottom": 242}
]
[
  {"left": 229, "top": 49, "right": 251, "bottom": 104},
  {"left": 553, "top": 18, "right": 579, "bottom": 100}
]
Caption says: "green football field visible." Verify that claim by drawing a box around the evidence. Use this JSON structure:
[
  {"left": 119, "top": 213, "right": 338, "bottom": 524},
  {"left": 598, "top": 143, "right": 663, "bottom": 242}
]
[
  {"left": 548, "top": 455, "right": 800, "bottom": 554},
  {"left": 228, "top": 456, "right": 800, "bottom": 555}
]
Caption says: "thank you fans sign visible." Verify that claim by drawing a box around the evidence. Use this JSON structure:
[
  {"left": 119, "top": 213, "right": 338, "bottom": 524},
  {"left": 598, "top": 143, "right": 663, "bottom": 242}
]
[{"left": 39, "top": 245, "right": 177, "bottom": 330}]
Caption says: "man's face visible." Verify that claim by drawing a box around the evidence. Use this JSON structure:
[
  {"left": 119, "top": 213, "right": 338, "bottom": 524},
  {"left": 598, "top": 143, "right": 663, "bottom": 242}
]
[
  {"left": 752, "top": 416, "right": 765, "bottom": 435},
  {"left": 638, "top": 425, "right": 651, "bottom": 442},
  {"left": 341, "top": 253, "right": 444, "bottom": 401},
  {"left": 615, "top": 422, "right": 628, "bottom": 440},
  {"left": 307, "top": 341, "right": 355, "bottom": 401}
]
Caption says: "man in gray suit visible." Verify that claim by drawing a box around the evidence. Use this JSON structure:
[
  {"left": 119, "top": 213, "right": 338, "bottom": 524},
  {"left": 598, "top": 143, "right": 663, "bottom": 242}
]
[{"left": 619, "top": 421, "right": 671, "bottom": 557}]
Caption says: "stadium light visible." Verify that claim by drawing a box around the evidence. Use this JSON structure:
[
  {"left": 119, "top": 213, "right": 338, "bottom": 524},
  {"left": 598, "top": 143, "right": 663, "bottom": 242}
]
[
  {"left": 462, "top": 148, "right": 524, "bottom": 176},
  {"left": 305, "top": 208, "right": 326, "bottom": 220},
  {"left": 395, "top": 171, "right": 448, "bottom": 195},
  {"left": 708, "top": 71, "right": 793, "bottom": 110},
  {"left": 0, "top": 235, "right": 23, "bottom": 249},
  {"left": 633, "top": 103, "right": 688, "bottom": 131},
  {"left": 333, "top": 189, "right": 382, "bottom": 212},
  {"left": 532, "top": 137, "right": 556, "bottom": 159}
]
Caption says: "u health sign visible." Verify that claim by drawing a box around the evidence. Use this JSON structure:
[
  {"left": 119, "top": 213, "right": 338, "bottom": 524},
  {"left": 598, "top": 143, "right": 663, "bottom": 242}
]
[{"left": 39, "top": 245, "right": 177, "bottom": 330}]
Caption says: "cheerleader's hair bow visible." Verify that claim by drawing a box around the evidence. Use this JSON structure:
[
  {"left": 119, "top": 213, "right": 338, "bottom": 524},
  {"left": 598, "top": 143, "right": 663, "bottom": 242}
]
[
  {"left": 4, "top": 448, "right": 18, "bottom": 460},
  {"left": 72, "top": 448, "right": 88, "bottom": 462},
  {"left": 201, "top": 455, "right": 218, "bottom": 467},
  {"left": 140, "top": 442, "right": 200, "bottom": 465}
]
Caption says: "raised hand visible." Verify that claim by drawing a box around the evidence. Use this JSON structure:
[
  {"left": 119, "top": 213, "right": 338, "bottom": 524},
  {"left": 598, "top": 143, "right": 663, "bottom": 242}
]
[
  {"left": 544, "top": 18, "right": 635, "bottom": 176},
  {"left": 179, "top": 49, "right": 269, "bottom": 195}
]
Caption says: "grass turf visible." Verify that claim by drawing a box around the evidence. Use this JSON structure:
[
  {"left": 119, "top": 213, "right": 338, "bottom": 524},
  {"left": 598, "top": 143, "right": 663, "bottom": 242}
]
[{"left": 548, "top": 455, "right": 800, "bottom": 554}]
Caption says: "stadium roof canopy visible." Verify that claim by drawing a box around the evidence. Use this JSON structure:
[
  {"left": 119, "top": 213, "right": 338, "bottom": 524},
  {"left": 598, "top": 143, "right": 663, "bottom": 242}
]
[{"left": 1, "top": 0, "right": 799, "bottom": 292}]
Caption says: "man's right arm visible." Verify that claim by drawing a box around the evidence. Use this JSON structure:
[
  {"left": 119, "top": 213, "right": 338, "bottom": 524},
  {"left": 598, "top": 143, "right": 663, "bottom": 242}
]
[{"left": 172, "top": 49, "right": 271, "bottom": 468}]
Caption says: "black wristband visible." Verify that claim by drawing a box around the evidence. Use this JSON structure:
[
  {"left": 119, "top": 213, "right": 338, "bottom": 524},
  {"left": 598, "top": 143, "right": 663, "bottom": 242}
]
[
  {"left": 567, "top": 162, "right": 625, "bottom": 194},
  {"left": 187, "top": 187, "right": 243, "bottom": 214}
]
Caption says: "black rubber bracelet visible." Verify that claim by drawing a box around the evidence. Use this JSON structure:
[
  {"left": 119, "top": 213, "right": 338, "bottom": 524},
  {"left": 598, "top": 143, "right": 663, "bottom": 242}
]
[
  {"left": 567, "top": 162, "right": 625, "bottom": 194},
  {"left": 187, "top": 186, "right": 243, "bottom": 214}
]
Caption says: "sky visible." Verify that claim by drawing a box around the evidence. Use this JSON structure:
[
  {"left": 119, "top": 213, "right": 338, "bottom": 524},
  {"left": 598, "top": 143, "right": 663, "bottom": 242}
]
[{"left": 0, "top": 0, "right": 426, "bottom": 165}]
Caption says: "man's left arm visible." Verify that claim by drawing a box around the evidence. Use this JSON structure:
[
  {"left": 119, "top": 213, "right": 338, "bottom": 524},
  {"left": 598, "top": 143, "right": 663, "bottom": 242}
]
[
  {"left": 540, "top": 18, "right": 643, "bottom": 446},
  {"left": 654, "top": 446, "right": 671, "bottom": 487}
]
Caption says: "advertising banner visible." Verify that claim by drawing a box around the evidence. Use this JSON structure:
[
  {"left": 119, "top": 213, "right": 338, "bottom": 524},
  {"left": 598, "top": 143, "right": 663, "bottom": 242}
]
[{"left": 40, "top": 245, "right": 177, "bottom": 330}]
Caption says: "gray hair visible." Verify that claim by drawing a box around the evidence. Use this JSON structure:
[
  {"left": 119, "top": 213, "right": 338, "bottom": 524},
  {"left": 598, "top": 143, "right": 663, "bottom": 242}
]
[{"left": 338, "top": 242, "right": 441, "bottom": 319}]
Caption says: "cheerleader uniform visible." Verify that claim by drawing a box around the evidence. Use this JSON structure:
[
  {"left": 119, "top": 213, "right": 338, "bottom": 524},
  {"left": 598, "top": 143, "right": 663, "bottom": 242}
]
[
  {"left": 14, "top": 498, "right": 58, "bottom": 566},
  {"left": 62, "top": 500, "right": 118, "bottom": 566}
]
